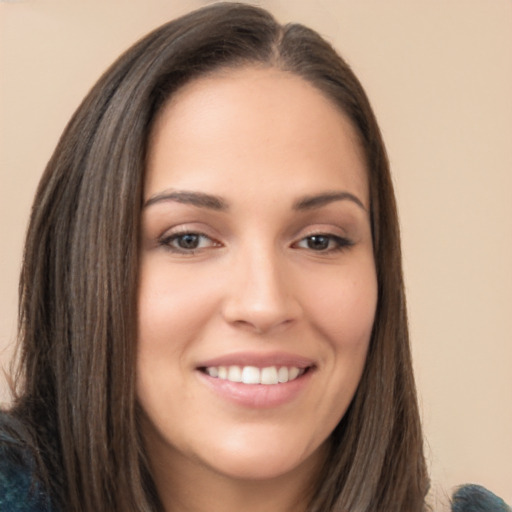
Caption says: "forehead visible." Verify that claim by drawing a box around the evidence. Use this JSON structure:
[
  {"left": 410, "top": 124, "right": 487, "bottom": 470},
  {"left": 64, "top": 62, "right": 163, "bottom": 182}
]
[{"left": 146, "top": 66, "right": 368, "bottom": 207}]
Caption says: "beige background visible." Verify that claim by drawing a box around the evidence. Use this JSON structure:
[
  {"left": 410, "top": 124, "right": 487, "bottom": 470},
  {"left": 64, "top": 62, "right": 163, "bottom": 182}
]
[{"left": 1, "top": 0, "right": 511, "bottom": 508}]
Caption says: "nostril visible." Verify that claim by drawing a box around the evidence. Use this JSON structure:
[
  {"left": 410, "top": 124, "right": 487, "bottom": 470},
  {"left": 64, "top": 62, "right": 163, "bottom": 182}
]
[
  {"left": 229, "top": 316, "right": 296, "bottom": 335},
  {"left": 222, "top": 289, "right": 302, "bottom": 335}
]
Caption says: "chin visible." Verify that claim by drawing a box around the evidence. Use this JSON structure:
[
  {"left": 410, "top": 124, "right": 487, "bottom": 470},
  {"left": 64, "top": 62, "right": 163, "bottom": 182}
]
[{"left": 196, "top": 430, "right": 328, "bottom": 482}]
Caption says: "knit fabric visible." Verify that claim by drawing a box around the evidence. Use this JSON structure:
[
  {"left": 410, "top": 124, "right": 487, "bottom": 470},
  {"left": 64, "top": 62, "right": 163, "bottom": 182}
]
[
  {"left": 0, "top": 415, "right": 55, "bottom": 512},
  {"left": 451, "top": 484, "right": 511, "bottom": 512}
]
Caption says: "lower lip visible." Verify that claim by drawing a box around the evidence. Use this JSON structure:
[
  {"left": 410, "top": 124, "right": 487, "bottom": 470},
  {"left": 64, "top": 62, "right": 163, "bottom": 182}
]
[{"left": 197, "top": 369, "right": 313, "bottom": 408}]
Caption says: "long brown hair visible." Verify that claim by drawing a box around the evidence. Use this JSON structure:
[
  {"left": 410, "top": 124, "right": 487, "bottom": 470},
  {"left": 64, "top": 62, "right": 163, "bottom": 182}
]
[{"left": 11, "top": 2, "right": 428, "bottom": 510}]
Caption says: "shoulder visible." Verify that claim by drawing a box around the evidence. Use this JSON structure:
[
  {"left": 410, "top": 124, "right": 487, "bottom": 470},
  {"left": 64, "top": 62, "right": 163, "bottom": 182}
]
[
  {"left": 0, "top": 411, "right": 56, "bottom": 512},
  {"left": 451, "top": 484, "right": 511, "bottom": 512}
]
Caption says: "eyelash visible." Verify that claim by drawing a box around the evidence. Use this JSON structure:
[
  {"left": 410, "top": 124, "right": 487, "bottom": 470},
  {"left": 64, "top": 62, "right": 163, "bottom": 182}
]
[
  {"left": 159, "top": 231, "right": 218, "bottom": 254},
  {"left": 158, "top": 231, "right": 353, "bottom": 255},
  {"left": 293, "top": 233, "right": 353, "bottom": 253}
]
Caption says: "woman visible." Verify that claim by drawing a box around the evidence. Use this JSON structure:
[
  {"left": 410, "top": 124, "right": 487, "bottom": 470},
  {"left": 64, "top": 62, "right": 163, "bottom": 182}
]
[{"left": 1, "top": 3, "right": 428, "bottom": 511}]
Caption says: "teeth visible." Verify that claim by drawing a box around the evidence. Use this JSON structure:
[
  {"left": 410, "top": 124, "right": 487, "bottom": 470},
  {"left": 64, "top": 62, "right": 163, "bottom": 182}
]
[
  {"left": 277, "top": 366, "right": 289, "bottom": 383},
  {"left": 228, "top": 366, "right": 242, "bottom": 382},
  {"left": 261, "top": 366, "right": 278, "bottom": 385},
  {"left": 206, "top": 366, "right": 219, "bottom": 378},
  {"left": 242, "top": 366, "right": 260, "bottom": 384},
  {"left": 204, "top": 365, "right": 305, "bottom": 385},
  {"left": 289, "top": 367, "right": 300, "bottom": 380}
]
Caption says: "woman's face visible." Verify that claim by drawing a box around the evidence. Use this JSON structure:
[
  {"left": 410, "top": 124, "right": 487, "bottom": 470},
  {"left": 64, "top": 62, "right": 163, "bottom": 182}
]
[{"left": 137, "top": 67, "right": 377, "bottom": 483}]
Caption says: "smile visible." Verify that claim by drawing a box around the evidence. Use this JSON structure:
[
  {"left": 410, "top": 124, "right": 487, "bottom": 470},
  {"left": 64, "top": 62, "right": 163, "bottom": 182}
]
[
  {"left": 196, "top": 352, "right": 315, "bottom": 407},
  {"left": 203, "top": 365, "right": 306, "bottom": 385}
]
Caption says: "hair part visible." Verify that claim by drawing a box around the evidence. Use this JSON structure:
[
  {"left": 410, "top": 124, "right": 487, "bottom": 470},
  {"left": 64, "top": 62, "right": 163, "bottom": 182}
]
[{"left": 11, "top": 2, "right": 428, "bottom": 510}]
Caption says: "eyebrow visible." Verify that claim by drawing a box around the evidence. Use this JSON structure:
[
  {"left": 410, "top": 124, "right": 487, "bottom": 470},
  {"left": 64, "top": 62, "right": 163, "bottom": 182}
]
[
  {"left": 143, "top": 189, "right": 366, "bottom": 212},
  {"left": 143, "top": 190, "right": 229, "bottom": 211},
  {"left": 293, "top": 191, "right": 367, "bottom": 211}
]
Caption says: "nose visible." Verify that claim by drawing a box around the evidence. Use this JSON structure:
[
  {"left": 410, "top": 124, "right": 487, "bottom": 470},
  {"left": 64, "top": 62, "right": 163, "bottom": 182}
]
[{"left": 221, "top": 246, "right": 302, "bottom": 335}]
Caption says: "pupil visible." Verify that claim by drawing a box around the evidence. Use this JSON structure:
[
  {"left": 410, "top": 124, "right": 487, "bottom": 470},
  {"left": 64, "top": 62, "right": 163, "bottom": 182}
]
[
  {"left": 307, "top": 235, "right": 329, "bottom": 250},
  {"left": 178, "top": 234, "right": 199, "bottom": 249}
]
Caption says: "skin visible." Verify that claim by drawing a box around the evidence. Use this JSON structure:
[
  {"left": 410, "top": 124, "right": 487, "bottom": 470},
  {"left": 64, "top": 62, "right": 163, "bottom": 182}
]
[{"left": 137, "top": 66, "right": 378, "bottom": 512}]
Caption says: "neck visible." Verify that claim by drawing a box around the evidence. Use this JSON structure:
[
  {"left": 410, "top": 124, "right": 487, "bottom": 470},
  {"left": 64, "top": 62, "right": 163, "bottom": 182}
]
[{"left": 160, "top": 468, "right": 314, "bottom": 512}]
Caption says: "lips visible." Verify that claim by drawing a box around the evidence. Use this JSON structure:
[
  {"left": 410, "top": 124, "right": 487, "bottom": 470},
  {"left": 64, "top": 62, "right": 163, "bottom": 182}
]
[
  {"left": 196, "top": 352, "right": 315, "bottom": 408},
  {"left": 197, "top": 351, "right": 314, "bottom": 370}
]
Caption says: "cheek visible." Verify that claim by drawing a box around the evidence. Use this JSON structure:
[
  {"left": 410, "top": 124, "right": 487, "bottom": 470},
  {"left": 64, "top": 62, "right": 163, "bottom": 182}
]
[
  {"left": 135, "top": 262, "right": 220, "bottom": 415},
  {"left": 135, "top": 263, "right": 220, "bottom": 416},
  {"left": 302, "top": 258, "right": 377, "bottom": 437},
  {"left": 302, "top": 258, "right": 378, "bottom": 349},
  {"left": 137, "top": 260, "right": 219, "bottom": 351}
]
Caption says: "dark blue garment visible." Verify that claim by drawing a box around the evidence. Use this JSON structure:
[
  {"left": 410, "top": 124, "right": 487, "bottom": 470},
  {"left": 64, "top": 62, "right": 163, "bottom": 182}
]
[
  {"left": 451, "top": 484, "right": 511, "bottom": 512},
  {"left": 0, "top": 414, "right": 55, "bottom": 512}
]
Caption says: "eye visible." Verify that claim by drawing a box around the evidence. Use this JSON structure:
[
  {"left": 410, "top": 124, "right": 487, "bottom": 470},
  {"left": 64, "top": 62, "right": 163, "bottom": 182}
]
[
  {"left": 160, "top": 232, "right": 218, "bottom": 253},
  {"left": 295, "top": 234, "right": 352, "bottom": 252}
]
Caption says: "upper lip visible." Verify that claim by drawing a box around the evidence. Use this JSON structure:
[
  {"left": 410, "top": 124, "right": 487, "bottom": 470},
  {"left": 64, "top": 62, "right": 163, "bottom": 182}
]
[{"left": 196, "top": 351, "right": 316, "bottom": 369}]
